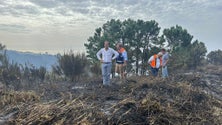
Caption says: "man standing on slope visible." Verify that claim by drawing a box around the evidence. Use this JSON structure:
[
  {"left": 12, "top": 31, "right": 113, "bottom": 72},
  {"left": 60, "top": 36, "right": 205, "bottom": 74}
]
[
  {"left": 148, "top": 52, "right": 163, "bottom": 77},
  {"left": 161, "top": 48, "right": 169, "bottom": 78},
  {"left": 96, "top": 41, "right": 119, "bottom": 86}
]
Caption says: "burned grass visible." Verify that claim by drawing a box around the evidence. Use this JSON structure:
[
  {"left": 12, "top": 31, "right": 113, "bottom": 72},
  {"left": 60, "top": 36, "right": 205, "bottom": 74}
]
[{"left": 0, "top": 73, "right": 222, "bottom": 125}]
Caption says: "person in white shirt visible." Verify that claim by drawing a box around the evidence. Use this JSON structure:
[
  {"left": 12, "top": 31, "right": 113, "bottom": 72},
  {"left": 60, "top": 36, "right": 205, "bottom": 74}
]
[
  {"left": 96, "top": 41, "right": 119, "bottom": 86},
  {"left": 148, "top": 52, "right": 163, "bottom": 77}
]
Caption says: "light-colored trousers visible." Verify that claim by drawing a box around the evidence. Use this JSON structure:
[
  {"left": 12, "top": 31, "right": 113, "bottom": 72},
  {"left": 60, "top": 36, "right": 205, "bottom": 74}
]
[
  {"left": 101, "top": 63, "right": 112, "bottom": 85},
  {"left": 162, "top": 66, "right": 169, "bottom": 78}
]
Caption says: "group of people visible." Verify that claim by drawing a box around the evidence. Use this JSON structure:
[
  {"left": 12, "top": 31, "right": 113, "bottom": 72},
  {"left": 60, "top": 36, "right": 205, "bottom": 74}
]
[
  {"left": 148, "top": 48, "right": 169, "bottom": 78},
  {"left": 96, "top": 41, "right": 169, "bottom": 86}
]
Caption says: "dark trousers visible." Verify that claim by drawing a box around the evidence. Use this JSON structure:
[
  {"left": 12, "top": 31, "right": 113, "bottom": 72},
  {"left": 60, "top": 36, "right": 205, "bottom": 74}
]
[{"left": 150, "top": 67, "right": 159, "bottom": 77}]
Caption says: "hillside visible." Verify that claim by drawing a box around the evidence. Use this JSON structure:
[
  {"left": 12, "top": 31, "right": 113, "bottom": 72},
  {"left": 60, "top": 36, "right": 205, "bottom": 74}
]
[
  {"left": 5, "top": 50, "right": 57, "bottom": 71},
  {"left": 0, "top": 66, "right": 222, "bottom": 125}
]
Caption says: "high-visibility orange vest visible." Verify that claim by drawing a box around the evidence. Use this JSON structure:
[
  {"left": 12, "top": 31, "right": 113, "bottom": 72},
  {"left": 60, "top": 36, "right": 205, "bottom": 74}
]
[
  {"left": 150, "top": 54, "right": 162, "bottom": 68},
  {"left": 150, "top": 54, "right": 157, "bottom": 68}
]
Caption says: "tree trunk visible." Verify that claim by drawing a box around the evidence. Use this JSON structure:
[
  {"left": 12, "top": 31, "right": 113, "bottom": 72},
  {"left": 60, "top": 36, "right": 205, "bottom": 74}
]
[{"left": 136, "top": 59, "right": 139, "bottom": 76}]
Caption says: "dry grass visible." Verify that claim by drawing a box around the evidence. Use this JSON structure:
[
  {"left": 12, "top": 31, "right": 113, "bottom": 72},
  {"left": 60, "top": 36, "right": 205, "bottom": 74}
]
[
  {"left": 0, "top": 73, "right": 222, "bottom": 125},
  {"left": 0, "top": 91, "right": 40, "bottom": 108}
]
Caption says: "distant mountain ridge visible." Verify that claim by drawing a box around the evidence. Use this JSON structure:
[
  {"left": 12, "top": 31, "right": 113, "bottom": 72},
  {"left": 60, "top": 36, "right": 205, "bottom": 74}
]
[{"left": 5, "top": 50, "right": 58, "bottom": 71}]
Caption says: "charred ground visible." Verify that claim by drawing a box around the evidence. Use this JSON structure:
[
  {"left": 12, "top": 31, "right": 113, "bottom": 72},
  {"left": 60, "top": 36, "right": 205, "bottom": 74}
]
[{"left": 0, "top": 65, "right": 222, "bottom": 125}]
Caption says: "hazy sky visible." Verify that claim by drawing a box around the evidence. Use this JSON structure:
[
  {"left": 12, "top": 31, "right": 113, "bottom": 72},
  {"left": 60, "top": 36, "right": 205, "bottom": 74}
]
[{"left": 0, "top": 0, "right": 221, "bottom": 54}]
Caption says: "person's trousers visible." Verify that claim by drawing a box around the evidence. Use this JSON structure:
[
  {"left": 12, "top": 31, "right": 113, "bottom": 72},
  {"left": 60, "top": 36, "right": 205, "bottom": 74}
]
[
  {"left": 101, "top": 63, "right": 112, "bottom": 85},
  {"left": 150, "top": 67, "right": 159, "bottom": 77},
  {"left": 162, "top": 66, "right": 168, "bottom": 78}
]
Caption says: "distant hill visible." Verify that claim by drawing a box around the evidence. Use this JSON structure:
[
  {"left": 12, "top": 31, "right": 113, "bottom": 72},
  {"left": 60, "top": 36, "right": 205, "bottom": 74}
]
[{"left": 5, "top": 50, "right": 58, "bottom": 71}]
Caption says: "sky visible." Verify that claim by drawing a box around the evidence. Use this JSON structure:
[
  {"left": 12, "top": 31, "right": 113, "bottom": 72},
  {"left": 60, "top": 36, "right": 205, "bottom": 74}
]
[{"left": 0, "top": 0, "right": 221, "bottom": 54}]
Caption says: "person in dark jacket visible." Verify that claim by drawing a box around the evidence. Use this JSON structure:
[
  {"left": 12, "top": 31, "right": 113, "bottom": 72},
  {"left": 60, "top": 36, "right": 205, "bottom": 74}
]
[{"left": 115, "top": 42, "right": 128, "bottom": 79}]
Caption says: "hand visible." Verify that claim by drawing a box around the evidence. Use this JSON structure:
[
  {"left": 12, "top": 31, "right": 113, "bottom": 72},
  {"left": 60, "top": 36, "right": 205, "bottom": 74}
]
[{"left": 100, "top": 59, "right": 103, "bottom": 63}]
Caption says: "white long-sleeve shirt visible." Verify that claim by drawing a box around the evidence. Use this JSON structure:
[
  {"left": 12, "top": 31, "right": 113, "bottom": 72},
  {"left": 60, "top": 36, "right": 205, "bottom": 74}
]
[{"left": 96, "top": 48, "right": 119, "bottom": 63}]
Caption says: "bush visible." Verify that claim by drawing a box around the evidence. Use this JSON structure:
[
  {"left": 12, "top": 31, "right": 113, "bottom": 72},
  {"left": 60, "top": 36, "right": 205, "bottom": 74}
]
[{"left": 55, "top": 52, "right": 89, "bottom": 82}]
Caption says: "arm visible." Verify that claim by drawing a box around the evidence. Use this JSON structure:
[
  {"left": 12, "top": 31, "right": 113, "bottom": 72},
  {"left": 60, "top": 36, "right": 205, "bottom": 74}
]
[
  {"left": 112, "top": 49, "right": 119, "bottom": 60},
  {"left": 122, "top": 51, "right": 128, "bottom": 66},
  {"left": 163, "top": 59, "right": 169, "bottom": 66},
  {"left": 163, "top": 54, "right": 169, "bottom": 66},
  {"left": 148, "top": 56, "right": 154, "bottom": 64},
  {"left": 96, "top": 49, "right": 103, "bottom": 61}
]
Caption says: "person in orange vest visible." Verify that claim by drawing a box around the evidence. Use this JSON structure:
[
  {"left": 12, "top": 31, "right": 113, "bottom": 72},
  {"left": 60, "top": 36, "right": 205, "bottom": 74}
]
[
  {"left": 148, "top": 52, "right": 163, "bottom": 77},
  {"left": 115, "top": 42, "right": 128, "bottom": 79}
]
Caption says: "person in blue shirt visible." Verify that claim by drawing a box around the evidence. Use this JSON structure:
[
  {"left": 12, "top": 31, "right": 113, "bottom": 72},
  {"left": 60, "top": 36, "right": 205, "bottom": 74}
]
[{"left": 161, "top": 48, "right": 170, "bottom": 78}]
